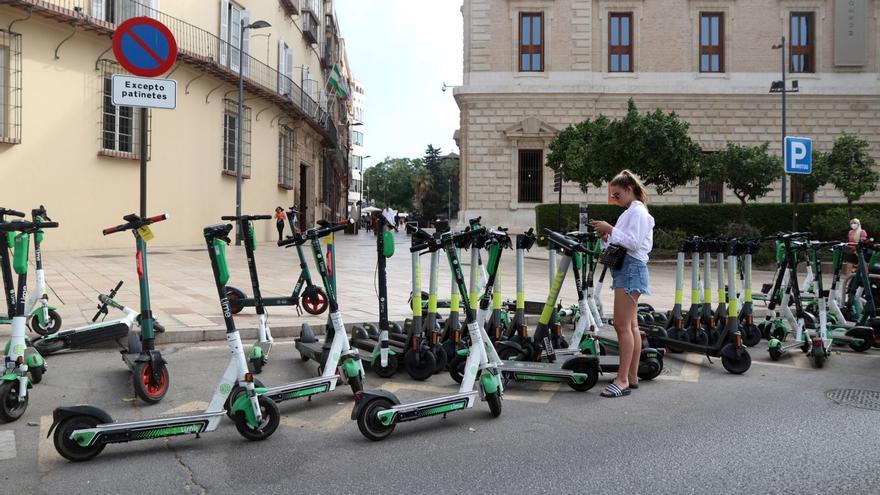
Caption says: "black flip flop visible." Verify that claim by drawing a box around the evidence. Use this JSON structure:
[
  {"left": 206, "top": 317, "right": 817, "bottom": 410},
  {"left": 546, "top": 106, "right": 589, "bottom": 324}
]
[{"left": 600, "top": 383, "right": 631, "bottom": 398}]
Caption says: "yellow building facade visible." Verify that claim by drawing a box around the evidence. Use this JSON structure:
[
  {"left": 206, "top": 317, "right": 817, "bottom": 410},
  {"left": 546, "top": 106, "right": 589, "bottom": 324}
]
[{"left": 0, "top": 0, "right": 353, "bottom": 249}]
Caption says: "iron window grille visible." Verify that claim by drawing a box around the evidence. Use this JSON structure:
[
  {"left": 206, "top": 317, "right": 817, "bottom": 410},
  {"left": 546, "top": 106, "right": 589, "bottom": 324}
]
[
  {"left": 698, "top": 179, "right": 724, "bottom": 203},
  {"left": 0, "top": 29, "right": 21, "bottom": 144},
  {"left": 99, "top": 61, "right": 150, "bottom": 159},
  {"left": 518, "top": 149, "right": 543, "bottom": 203},
  {"left": 223, "top": 98, "right": 252, "bottom": 178},
  {"left": 278, "top": 124, "right": 295, "bottom": 189}
]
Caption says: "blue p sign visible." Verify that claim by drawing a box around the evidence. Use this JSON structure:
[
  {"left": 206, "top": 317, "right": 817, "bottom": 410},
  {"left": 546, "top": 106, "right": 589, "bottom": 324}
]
[{"left": 785, "top": 136, "right": 812, "bottom": 175}]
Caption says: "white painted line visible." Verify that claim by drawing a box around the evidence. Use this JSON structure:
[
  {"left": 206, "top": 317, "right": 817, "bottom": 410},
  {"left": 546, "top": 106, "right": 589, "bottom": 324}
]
[
  {"left": 0, "top": 430, "right": 15, "bottom": 461},
  {"left": 279, "top": 404, "right": 350, "bottom": 432},
  {"left": 38, "top": 415, "right": 64, "bottom": 472},
  {"left": 654, "top": 353, "right": 703, "bottom": 383}
]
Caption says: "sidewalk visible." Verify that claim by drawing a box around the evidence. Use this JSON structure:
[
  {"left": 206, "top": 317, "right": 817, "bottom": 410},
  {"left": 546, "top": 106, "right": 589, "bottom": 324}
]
[{"left": 4, "top": 231, "right": 776, "bottom": 343}]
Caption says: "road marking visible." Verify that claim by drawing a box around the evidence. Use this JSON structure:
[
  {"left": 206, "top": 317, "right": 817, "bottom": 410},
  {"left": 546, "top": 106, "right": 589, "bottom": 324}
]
[
  {"left": 752, "top": 358, "right": 811, "bottom": 370},
  {"left": 0, "top": 430, "right": 15, "bottom": 460},
  {"left": 279, "top": 404, "right": 350, "bottom": 432},
  {"left": 163, "top": 401, "right": 209, "bottom": 415},
  {"left": 38, "top": 415, "right": 64, "bottom": 472},
  {"left": 654, "top": 353, "right": 703, "bottom": 383}
]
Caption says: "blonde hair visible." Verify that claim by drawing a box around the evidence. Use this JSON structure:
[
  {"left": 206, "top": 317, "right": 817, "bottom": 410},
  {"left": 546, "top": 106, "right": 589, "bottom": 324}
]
[{"left": 609, "top": 169, "right": 649, "bottom": 205}]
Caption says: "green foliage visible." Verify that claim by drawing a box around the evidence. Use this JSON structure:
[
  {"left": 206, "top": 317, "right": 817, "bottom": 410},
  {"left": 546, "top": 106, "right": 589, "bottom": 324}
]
[
  {"left": 825, "top": 133, "right": 879, "bottom": 213},
  {"left": 797, "top": 150, "right": 831, "bottom": 196},
  {"left": 546, "top": 99, "right": 702, "bottom": 195},
  {"left": 700, "top": 142, "right": 783, "bottom": 205},
  {"left": 536, "top": 202, "right": 880, "bottom": 243},
  {"left": 362, "top": 157, "right": 426, "bottom": 212},
  {"left": 653, "top": 228, "right": 688, "bottom": 251}
]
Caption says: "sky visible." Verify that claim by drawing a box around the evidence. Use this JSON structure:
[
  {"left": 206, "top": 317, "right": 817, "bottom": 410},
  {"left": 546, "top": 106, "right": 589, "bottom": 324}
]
[{"left": 336, "top": 0, "right": 463, "bottom": 168}]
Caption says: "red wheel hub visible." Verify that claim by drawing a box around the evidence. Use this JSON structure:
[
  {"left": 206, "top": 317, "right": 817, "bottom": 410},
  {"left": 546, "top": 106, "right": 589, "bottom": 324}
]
[{"left": 141, "top": 364, "right": 169, "bottom": 398}]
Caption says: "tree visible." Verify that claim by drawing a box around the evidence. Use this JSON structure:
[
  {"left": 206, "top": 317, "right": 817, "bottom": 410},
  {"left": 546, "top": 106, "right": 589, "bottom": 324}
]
[
  {"left": 699, "top": 142, "right": 783, "bottom": 205},
  {"left": 419, "top": 145, "right": 445, "bottom": 221},
  {"left": 547, "top": 99, "right": 702, "bottom": 195},
  {"left": 796, "top": 149, "right": 830, "bottom": 200},
  {"left": 362, "top": 157, "right": 426, "bottom": 212},
  {"left": 825, "top": 133, "right": 879, "bottom": 217}
]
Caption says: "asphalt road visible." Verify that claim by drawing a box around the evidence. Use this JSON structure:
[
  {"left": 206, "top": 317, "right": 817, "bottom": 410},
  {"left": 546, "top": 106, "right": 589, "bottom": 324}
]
[{"left": 2, "top": 338, "right": 880, "bottom": 494}]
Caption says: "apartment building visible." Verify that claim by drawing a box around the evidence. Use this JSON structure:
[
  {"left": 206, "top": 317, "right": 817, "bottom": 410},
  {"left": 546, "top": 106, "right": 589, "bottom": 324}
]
[
  {"left": 348, "top": 78, "right": 365, "bottom": 214},
  {"left": 454, "top": 0, "right": 880, "bottom": 230},
  {"left": 0, "top": 0, "right": 353, "bottom": 248}
]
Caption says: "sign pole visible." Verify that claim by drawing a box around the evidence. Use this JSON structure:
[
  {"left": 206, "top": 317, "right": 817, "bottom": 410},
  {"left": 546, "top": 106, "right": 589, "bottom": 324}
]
[{"left": 140, "top": 108, "right": 148, "bottom": 217}]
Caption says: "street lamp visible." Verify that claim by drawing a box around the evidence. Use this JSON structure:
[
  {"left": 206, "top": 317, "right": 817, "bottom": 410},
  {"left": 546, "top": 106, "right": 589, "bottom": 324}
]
[
  {"left": 362, "top": 155, "right": 371, "bottom": 204},
  {"left": 235, "top": 19, "right": 271, "bottom": 245},
  {"left": 770, "top": 37, "right": 799, "bottom": 205}
]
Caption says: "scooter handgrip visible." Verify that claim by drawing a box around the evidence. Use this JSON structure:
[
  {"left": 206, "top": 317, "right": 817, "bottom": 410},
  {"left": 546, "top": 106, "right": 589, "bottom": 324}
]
[
  {"left": 220, "top": 215, "right": 240, "bottom": 221},
  {"left": 36, "top": 221, "right": 59, "bottom": 229},
  {"left": 251, "top": 215, "right": 273, "bottom": 221},
  {"left": 0, "top": 208, "right": 25, "bottom": 218},
  {"left": 145, "top": 213, "right": 168, "bottom": 224},
  {"left": 410, "top": 241, "right": 431, "bottom": 253},
  {"left": 102, "top": 223, "right": 128, "bottom": 235},
  {"left": 278, "top": 235, "right": 305, "bottom": 247},
  {"left": 329, "top": 219, "right": 353, "bottom": 233}
]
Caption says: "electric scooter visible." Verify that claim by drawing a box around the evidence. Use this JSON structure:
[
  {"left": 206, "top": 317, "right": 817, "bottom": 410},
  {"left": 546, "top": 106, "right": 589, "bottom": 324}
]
[
  {"left": 0, "top": 218, "right": 57, "bottom": 421},
  {"left": 645, "top": 239, "right": 752, "bottom": 374},
  {"left": 293, "top": 219, "right": 365, "bottom": 395},
  {"left": 225, "top": 207, "right": 329, "bottom": 316},
  {"left": 0, "top": 207, "right": 25, "bottom": 326},
  {"left": 352, "top": 227, "right": 504, "bottom": 441},
  {"left": 219, "top": 214, "right": 277, "bottom": 373},
  {"left": 13, "top": 206, "right": 62, "bottom": 335},
  {"left": 350, "top": 214, "right": 399, "bottom": 377},
  {"left": 49, "top": 223, "right": 280, "bottom": 462}
]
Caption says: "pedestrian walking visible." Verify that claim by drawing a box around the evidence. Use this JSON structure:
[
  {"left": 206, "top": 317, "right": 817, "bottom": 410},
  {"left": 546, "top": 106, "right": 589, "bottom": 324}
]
[
  {"left": 274, "top": 206, "right": 285, "bottom": 242},
  {"left": 846, "top": 218, "right": 868, "bottom": 274},
  {"left": 590, "top": 170, "right": 654, "bottom": 398}
]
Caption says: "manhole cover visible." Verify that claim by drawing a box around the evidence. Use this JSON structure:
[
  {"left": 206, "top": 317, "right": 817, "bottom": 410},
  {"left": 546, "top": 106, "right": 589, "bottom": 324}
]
[{"left": 826, "top": 389, "right": 880, "bottom": 411}]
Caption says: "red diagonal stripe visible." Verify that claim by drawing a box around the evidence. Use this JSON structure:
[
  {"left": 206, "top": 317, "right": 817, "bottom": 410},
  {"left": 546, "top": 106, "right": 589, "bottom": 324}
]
[{"left": 122, "top": 26, "right": 165, "bottom": 65}]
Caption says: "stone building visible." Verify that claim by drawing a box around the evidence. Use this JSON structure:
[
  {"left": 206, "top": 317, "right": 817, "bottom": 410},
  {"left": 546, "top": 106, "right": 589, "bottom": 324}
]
[{"left": 454, "top": 0, "right": 880, "bottom": 231}]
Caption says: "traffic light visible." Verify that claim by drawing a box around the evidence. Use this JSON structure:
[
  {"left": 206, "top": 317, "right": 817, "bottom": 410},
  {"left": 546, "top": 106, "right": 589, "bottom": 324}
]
[{"left": 553, "top": 170, "right": 562, "bottom": 192}]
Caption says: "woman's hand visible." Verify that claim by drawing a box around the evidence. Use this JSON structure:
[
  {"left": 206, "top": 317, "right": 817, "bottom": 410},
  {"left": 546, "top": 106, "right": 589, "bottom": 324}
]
[{"left": 591, "top": 220, "right": 613, "bottom": 237}]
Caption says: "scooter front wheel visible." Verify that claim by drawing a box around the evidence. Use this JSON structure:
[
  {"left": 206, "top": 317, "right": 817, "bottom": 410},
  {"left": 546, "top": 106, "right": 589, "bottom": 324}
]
[
  {"left": 53, "top": 415, "right": 105, "bottom": 462},
  {"left": 30, "top": 365, "right": 44, "bottom": 385},
  {"left": 225, "top": 287, "right": 247, "bottom": 315},
  {"left": 301, "top": 288, "right": 329, "bottom": 315},
  {"left": 0, "top": 380, "right": 28, "bottom": 422},
  {"left": 33, "top": 337, "right": 65, "bottom": 356},
  {"left": 721, "top": 351, "right": 751, "bottom": 374},
  {"left": 30, "top": 309, "right": 62, "bottom": 336},
  {"left": 742, "top": 325, "right": 761, "bottom": 347},
  {"left": 234, "top": 395, "right": 280, "bottom": 441},
  {"left": 373, "top": 355, "right": 398, "bottom": 378},
  {"left": 357, "top": 397, "right": 396, "bottom": 441},
  {"left": 404, "top": 348, "right": 436, "bottom": 381},
  {"left": 486, "top": 392, "right": 502, "bottom": 418},
  {"left": 132, "top": 362, "right": 170, "bottom": 404}
]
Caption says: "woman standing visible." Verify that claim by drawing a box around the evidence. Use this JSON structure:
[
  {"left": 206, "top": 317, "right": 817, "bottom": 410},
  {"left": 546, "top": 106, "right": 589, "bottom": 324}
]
[
  {"left": 590, "top": 170, "right": 655, "bottom": 398},
  {"left": 845, "top": 218, "right": 868, "bottom": 274},
  {"left": 274, "top": 206, "right": 286, "bottom": 242}
]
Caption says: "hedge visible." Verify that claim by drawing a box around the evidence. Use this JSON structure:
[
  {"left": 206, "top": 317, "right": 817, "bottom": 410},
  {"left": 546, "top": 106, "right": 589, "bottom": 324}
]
[{"left": 535, "top": 202, "right": 880, "bottom": 242}]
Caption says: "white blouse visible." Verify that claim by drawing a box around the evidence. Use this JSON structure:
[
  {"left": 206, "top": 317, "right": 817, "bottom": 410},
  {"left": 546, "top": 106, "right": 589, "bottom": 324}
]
[{"left": 602, "top": 200, "right": 655, "bottom": 263}]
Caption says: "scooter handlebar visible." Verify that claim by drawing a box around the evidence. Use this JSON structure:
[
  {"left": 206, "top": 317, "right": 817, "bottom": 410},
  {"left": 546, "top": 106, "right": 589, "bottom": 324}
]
[
  {"left": 278, "top": 234, "right": 306, "bottom": 247},
  {"left": 0, "top": 208, "right": 25, "bottom": 218},
  {"left": 221, "top": 214, "right": 272, "bottom": 221},
  {"left": 0, "top": 220, "right": 59, "bottom": 232},
  {"left": 103, "top": 213, "right": 168, "bottom": 235}
]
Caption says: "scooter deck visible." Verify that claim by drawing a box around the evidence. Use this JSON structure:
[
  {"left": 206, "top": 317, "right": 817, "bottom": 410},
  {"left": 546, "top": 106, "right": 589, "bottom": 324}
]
[
  {"left": 58, "top": 321, "right": 130, "bottom": 348},
  {"left": 294, "top": 339, "right": 328, "bottom": 360},
  {"left": 263, "top": 375, "right": 339, "bottom": 403},
  {"left": 498, "top": 361, "right": 588, "bottom": 381},
  {"left": 381, "top": 391, "right": 478, "bottom": 423},
  {"left": 94, "top": 410, "right": 226, "bottom": 431}
]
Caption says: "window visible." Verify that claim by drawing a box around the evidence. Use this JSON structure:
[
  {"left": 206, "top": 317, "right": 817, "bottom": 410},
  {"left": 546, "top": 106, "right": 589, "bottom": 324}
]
[
  {"left": 349, "top": 179, "right": 361, "bottom": 193},
  {"left": 518, "top": 13, "right": 543, "bottom": 72},
  {"left": 698, "top": 179, "right": 723, "bottom": 203},
  {"left": 0, "top": 29, "right": 22, "bottom": 144},
  {"left": 699, "top": 13, "right": 724, "bottom": 72},
  {"left": 220, "top": 0, "right": 249, "bottom": 74},
  {"left": 609, "top": 13, "right": 633, "bottom": 72},
  {"left": 278, "top": 40, "right": 294, "bottom": 96},
  {"left": 790, "top": 12, "right": 815, "bottom": 73},
  {"left": 353, "top": 130, "right": 363, "bottom": 146},
  {"left": 351, "top": 154, "right": 363, "bottom": 170},
  {"left": 322, "top": 160, "right": 335, "bottom": 207},
  {"left": 518, "top": 149, "right": 543, "bottom": 203},
  {"left": 101, "top": 75, "right": 149, "bottom": 158},
  {"left": 95, "top": 0, "right": 157, "bottom": 24},
  {"left": 223, "top": 99, "right": 251, "bottom": 177},
  {"left": 278, "top": 125, "right": 294, "bottom": 189}
]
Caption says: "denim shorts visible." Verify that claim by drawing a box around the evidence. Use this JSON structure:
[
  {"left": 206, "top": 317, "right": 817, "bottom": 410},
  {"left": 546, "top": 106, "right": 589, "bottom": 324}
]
[{"left": 611, "top": 254, "right": 651, "bottom": 295}]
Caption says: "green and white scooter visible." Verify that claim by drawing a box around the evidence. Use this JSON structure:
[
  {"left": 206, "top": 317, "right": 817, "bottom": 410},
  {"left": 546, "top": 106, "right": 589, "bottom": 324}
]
[
  {"left": 49, "top": 223, "right": 280, "bottom": 462},
  {"left": 0, "top": 207, "right": 25, "bottom": 326},
  {"left": 0, "top": 218, "right": 58, "bottom": 422},
  {"left": 353, "top": 227, "right": 503, "bottom": 440},
  {"left": 292, "top": 219, "right": 366, "bottom": 396},
  {"left": 0, "top": 206, "right": 61, "bottom": 334}
]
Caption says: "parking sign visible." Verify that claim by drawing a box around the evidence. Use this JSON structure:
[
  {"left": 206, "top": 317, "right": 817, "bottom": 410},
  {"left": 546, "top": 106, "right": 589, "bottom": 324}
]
[{"left": 784, "top": 136, "right": 812, "bottom": 175}]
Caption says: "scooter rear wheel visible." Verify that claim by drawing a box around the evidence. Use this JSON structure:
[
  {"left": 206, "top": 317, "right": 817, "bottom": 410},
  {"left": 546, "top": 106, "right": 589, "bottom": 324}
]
[
  {"left": 357, "top": 397, "right": 396, "bottom": 441},
  {"left": 225, "top": 287, "right": 246, "bottom": 315},
  {"left": 30, "top": 310, "right": 62, "bottom": 336},
  {"left": 301, "top": 288, "right": 329, "bottom": 315},
  {"left": 0, "top": 380, "right": 27, "bottom": 422},
  {"left": 845, "top": 327, "right": 873, "bottom": 352},
  {"left": 448, "top": 355, "right": 466, "bottom": 384},
  {"left": 637, "top": 357, "right": 663, "bottom": 381},
  {"left": 566, "top": 362, "right": 599, "bottom": 392},
  {"left": 132, "top": 362, "right": 170, "bottom": 404},
  {"left": 53, "top": 414, "right": 105, "bottom": 462},
  {"left": 30, "top": 365, "right": 44, "bottom": 385},
  {"left": 233, "top": 395, "right": 280, "bottom": 441},
  {"left": 33, "top": 337, "right": 65, "bottom": 356}
]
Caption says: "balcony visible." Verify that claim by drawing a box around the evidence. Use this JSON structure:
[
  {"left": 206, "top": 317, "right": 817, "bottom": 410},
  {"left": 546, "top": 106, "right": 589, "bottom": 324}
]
[
  {"left": 302, "top": 9, "right": 319, "bottom": 45},
  {"left": 1, "top": 0, "right": 337, "bottom": 146},
  {"left": 279, "top": 0, "right": 299, "bottom": 16},
  {"left": 322, "top": 43, "right": 334, "bottom": 69}
]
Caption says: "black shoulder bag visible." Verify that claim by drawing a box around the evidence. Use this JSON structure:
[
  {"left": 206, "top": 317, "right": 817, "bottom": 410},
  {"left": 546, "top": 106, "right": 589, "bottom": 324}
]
[{"left": 599, "top": 244, "right": 627, "bottom": 270}]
